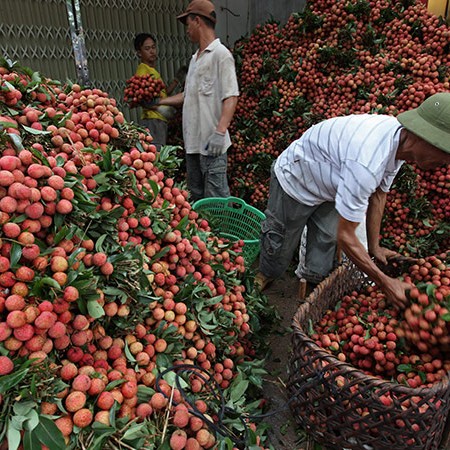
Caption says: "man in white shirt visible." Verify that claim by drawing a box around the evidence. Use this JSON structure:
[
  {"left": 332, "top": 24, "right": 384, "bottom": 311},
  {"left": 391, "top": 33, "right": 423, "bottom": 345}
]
[
  {"left": 159, "top": 0, "right": 239, "bottom": 201},
  {"left": 256, "top": 93, "right": 450, "bottom": 309}
]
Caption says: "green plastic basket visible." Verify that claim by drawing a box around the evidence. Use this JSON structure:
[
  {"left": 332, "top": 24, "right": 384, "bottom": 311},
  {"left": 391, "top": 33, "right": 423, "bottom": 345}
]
[{"left": 192, "top": 197, "right": 266, "bottom": 266}]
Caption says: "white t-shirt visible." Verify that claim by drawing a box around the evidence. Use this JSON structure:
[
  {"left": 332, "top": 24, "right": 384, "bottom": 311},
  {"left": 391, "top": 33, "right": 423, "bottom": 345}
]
[
  {"left": 182, "top": 38, "right": 239, "bottom": 155},
  {"left": 274, "top": 114, "right": 404, "bottom": 223}
]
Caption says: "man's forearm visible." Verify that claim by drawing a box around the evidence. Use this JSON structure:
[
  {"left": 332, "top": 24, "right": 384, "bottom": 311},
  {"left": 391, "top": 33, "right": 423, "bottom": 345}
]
[
  {"left": 366, "top": 188, "right": 387, "bottom": 254},
  {"left": 338, "top": 217, "right": 389, "bottom": 288},
  {"left": 216, "top": 96, "right": 238, "bottom": 134},
  {"left": 159, "top": 92, "right": 184, "bottom": 107}
]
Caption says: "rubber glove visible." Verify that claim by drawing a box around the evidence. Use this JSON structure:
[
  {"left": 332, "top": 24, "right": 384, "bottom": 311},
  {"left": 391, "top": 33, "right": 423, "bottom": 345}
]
[{"left": 205, "top": 131, "right": 226, "bottom": 157}]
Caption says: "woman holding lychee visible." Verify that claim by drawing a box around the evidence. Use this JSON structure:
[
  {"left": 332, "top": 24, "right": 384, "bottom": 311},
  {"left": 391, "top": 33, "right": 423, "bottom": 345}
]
[{"left": 132, "top": 33, "right": 179, "bottom": 148}]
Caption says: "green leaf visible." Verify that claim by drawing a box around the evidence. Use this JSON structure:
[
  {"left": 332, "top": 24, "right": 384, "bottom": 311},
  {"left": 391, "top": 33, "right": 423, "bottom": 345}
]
[
  {"left": 21, "top": 125, "right": 51, "bottom": 135},
  {"left": 24, "top": 409, "right": 40, "bottom": 432},
  {"left": 137, "top": 385, "right": 155, "bottom": 403},
  {"left": 33, "top": 416, "right": 66, "bottom": 450},
  {"left": 11, "top": 415, "right": 28, "bottom": 430},
  {"left": 95, "top": 234, "right": 108, "bottom": 252},
  {"left": 7, "top": 423, "right": 21, "bottom": 450},
  {"left": 9, "top": 242, "right": 22, "bottom": 268},
  {"left": 230, "top": 379, "right": 249, "bottom": 403},
  {"left": 163, "top": 371, "right": 189, "bottom": 390},
  {"left": 397, "top": 364, "right": 413, "bottom": 373},
  {"left": 87, "top": 300, "right": 105, "bottom": 319},
  {"left": 13, "top": 401, "right": 35, "bottom": 416},
  {"left": 122, "top": 423, "right": 147, "bottom": 440},
  {"left": 426, "top": 284, "right": 436, "bottom": 298},
  {"left": 23, "top": 429, "right": 41, "bottom": 450},
  {"left": 124, "top": 341, "right": 137, "bottom": 363},
  {"left": 8, "top": 133, "right": 24, "bottom": 151},
  {"left": 52, "top": 225, "right": 69, "bottom": 245},
  {"left": 39, "top": 277, "right": 61, "bottom": 290},
  {"left": 174, "top": 214, "right": 189, "bottom": 231},
  {"left": 0, "top": 367, "right": 29, "bottom": 392},
  {"left": 106, "top": 379, "right": 126, "bottom": 391}
]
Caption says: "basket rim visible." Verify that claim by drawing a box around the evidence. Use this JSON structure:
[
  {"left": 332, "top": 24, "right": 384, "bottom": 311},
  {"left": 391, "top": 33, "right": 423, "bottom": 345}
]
[
  {"left": 192, "top": 196, "right": 266, "bottom": 220},
  {"left": 292, "top": 262, "right": 450, "bottom": 395}
]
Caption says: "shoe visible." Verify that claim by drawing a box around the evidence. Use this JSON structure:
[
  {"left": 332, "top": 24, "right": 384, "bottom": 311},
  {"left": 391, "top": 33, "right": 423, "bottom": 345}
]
[{"left": 254, "top": 272, "right": 274, "bottom": 291}]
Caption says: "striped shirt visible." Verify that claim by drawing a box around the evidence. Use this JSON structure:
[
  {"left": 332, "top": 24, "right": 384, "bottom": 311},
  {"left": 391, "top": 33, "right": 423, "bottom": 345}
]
[{"left": 274, "top": 114, "right": 404, "bottom": 223}]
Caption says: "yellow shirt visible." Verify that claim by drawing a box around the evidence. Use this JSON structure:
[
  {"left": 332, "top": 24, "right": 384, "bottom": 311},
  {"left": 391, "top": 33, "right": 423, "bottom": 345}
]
[{"left": 135, "top": 63, "right": 168, "bottom": 122}]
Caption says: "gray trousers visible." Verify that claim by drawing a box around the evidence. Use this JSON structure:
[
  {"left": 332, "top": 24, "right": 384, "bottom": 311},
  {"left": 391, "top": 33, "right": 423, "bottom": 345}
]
[
  {"left": 140, "top": 118, "right": 167, "bottom": 149},
  {"left": 259, "top": 166, "right": 339, "bottom": 284},
  {"left": 186, "top": 153, "right": 230, "bottom": 202}
]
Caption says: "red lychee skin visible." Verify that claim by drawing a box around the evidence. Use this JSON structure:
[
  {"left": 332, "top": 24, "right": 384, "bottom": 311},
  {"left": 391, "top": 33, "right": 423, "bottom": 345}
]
[
  {"left": 0, "top": 271, "right": 16, "bottom": 287},
  {"left": 196, "top": 429, "right": 212, "bottom": 447},
  {"left": 22, "top": 244, "right": 40, "bottom": 261},
  {"left": 27, "top": 164, "right": 46, "bottom": 179},
  {"left": 72, "top": 374, "right": 92, "bottom": 392},
  {"left": 0, "top": 156, "right": 20, "bottom": 171},
  {"left": 55, "top": 415, "right": 73, "bottom": 437},
  {"left": 87, "top": 377, "right": 106, "bottom": 396},
  {"left": 65, "top": 390, "right": 87, "bottom": 412},
  {"left": 34, "top": 311, "right": 57, "bottom": 330},
  {"left": 135, "top": 402, "right": 153, "bottom": 419},
  {"left": 0, "top": 256, "right": 10, "bottom": 273},
  {"left": 92, "top": 252, "right": 107, "bottom": 266},
  {"left": 2, "top": 222, "right": 20, "bottom": 238},
  {"left": 60, "top": 362, "right": 78, "bottom": 381},
  {"left": 173, "top": 409, "right": 190, "bottom": 428},
  {"left": 53, "top": 335, "right": 70, "bottom": 350},
  {"left": 100, "top": 262, "right": 114, "bottom": 275},
  {"left": 47, "top": 175, "right": 65, "bottom": 190},
  {"left": 13, "top": 323, "right": 34, "bottom": 341},
  {"left": 6, "top": 310, "right": 27, "bottom": 329},
  {"left": 73, "top": 408, "right": 93, "bottom": 428},
  {"left": 25, "top": 335, "right": 45, "bottom": 352},
  {"left": 56, "top": 199, "right": 73, "bottom": 214},
  {"left": 170, "top": 430, "right": 188, "bottom": 450},
  {"left": 185, "top": 438, "right": 201, "bottom": 450},
  {"left": 25, "top": 202, "right": 44, "bottom": 219},
  {"left": 48, "top": 321, "right": 67, "bottom": 339},
  {"left": 72, "top": 314, "right": 89, "bottom": 331},
  {"left": 9, "top": 182, "right": 31, "bottom": 200},
  {"left": 0, "top": 196, "right": 18, "bottom": 214},
  {"left": 150, "top": 392, "right": 168, "bottom": 410},
  {"left": 96, "top": 391, "right": 115, "bottom": 410},
  {"left": 0, "top": 356, "right": 14, "bottom": 375},
  {"left": 0, "top": 323, "right": 13, "bottom": 342},
  {"left": 5, "top": 294, "right": 25, "bottom": 311},
  {"left": 63, "top": 286, "right": 79, "bottom": 302},
  {"left": 50, "top": 256, "right": 68, "bottom": 272},
  {"left": 14, "top": 266, "right": 35, "bottom": 282},
  {"left": 0, "top": 170, "right": 15, "bottom": 186}
]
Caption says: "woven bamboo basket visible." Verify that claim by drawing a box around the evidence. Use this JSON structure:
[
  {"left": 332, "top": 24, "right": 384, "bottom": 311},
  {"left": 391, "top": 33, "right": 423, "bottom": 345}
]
[{"left": 287, "top": 261, "right": 450, "bottom": 450}]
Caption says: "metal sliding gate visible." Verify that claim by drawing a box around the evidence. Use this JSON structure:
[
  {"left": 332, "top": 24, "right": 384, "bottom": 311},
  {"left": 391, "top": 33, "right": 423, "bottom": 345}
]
[{"left": 0, "top": 0, "right": 194, "bottom": 123}]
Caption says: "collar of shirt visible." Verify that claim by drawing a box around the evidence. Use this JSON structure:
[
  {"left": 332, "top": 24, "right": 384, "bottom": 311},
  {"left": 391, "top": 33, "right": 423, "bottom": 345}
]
[{"left": 195, "top": 38, "right": 221, "bottom": 59}]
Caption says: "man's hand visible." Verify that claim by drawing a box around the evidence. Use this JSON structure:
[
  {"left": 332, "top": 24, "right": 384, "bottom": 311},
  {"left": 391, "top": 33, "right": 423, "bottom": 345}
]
[
  {"left": 381, "top": 277, "right": 413, "bottom": 309},
  {"left": 369, "top": 246, "right": 400, "bottom": 265},
  {"left": 205, "top": 131, "right": 226, "bottom": 157},
  {"left": 140, "top": 97, "right": 160, "bottom": 109}
]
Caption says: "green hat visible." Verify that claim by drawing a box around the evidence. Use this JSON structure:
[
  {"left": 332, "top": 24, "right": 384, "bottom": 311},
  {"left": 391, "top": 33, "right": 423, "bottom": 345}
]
[{"left": 397, "top": 92, "right": 450, "bottom": 154}]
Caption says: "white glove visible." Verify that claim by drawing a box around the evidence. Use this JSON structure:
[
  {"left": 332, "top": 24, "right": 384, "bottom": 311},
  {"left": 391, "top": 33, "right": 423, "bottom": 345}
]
[{"left": 205, "top": 131, "right": 226, "bottom": 157}]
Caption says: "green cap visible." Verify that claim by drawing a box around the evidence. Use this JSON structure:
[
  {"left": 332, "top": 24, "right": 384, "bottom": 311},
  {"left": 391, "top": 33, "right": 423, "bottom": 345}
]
[{"left": 397, "top": 92, "right": 450, "bottom": 154}]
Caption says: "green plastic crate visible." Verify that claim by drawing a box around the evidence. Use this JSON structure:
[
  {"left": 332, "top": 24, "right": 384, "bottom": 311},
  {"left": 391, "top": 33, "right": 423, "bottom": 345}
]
[{"left": 192, "top": 197, "right": 266, "bottom": 266}]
